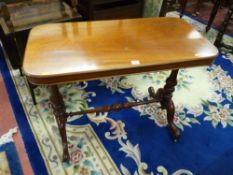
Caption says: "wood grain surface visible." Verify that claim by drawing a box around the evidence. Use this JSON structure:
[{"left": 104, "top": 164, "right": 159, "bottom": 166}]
[{"left": 23, "top": 17, "right": 218, "bottom": 85}]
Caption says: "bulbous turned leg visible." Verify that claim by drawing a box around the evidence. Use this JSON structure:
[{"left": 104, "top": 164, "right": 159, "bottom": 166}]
[
  {"left": 161, "top": 69, "right": 180, "bottom": 141},
  {"left": 50, "top": 85, "right": 70, "bottom": 162}
]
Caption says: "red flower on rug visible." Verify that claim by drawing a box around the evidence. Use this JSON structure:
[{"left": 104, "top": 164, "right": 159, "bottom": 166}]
[{"left": 69, "top": 146, "right": 84, "bottom": 164}]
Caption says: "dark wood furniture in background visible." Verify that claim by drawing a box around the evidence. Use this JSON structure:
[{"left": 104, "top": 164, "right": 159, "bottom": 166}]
[
  {"left": 0, "top": 0, "right": 82, "bottom": 105},
  {"left": 206, "top": 0, "right": 222, "bottom": 32},
  {"left": 159, "top": 0, "right": 188, "bottom": 17},
  {"left": 214, "top": 4, "right": 233, "bottom": 49},
  {"left": 176, "top": 0, "right": 232, "bottom": 32},
  {"left": 77, "top": 0, "right": 143, "bottom": 20},
  {"left": 192, "top": 0, "right": 218, "bottom": 16},
  {"left": 183, "top": 0, "right": 222, "bottom": 32},
  {"left": 205, "top": 0, "right": 233, "bottom": 32},
  {"left": 23, "top": 18, "right": 218, "bottom": 162},
  {"left": 177, "top": 0, "right": 233, "bottom": 48},
  {"left": 0, "top": 0, "right": 81, "bottom": 69}
]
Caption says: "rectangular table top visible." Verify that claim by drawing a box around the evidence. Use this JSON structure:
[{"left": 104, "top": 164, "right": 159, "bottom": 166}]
[{"left": 23, "top": 17, "right": 218, "bottom": 85}]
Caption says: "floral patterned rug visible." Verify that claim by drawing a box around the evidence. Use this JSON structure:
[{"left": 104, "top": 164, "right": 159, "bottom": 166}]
[{"left": 1, "top": 11, "right": 233, "bottom": 175}]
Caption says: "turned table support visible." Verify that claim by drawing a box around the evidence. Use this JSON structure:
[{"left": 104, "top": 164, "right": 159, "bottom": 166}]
[
  {"left": 149, "top": 69, "right": 180, "bottom": 141},
  {"left": 162, "top": 69, "right": 180, "bottom": 140},
  {"left": 49, "top": 70, "right": 180, "bottom": 162},
  {"left": 50, "top": 85, "right": 70, "bottom": 162}
]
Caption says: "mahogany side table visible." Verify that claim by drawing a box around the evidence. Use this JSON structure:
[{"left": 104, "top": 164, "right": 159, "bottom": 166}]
[{"left": 23, "top": 17, "right": 218, "bottom": 162}]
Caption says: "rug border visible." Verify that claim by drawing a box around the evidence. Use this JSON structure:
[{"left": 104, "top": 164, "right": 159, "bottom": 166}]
[{"left": 0, "top": 48, "right": 49, "bottom": 175}]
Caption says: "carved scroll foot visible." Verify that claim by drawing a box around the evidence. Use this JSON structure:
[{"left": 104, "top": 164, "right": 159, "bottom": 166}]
[
  {"left": 169, "top": 123, "right": 180, "bottom": 142},
  {"left": 50, "top": 85, "right": 70, "bottom": 162}
]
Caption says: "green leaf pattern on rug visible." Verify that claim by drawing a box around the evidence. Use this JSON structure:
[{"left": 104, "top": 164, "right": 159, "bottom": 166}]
[
  {"left": 203, "top": 103, "right": 233, "bottom": 128},
  {"left": 99, "top": 77, "right": 133, "bottom": 94},
  {"left": 208, "top": 65, "right": 233, "bottom": 102}
]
